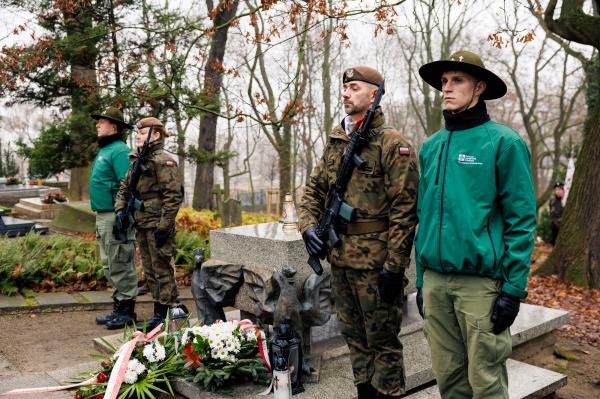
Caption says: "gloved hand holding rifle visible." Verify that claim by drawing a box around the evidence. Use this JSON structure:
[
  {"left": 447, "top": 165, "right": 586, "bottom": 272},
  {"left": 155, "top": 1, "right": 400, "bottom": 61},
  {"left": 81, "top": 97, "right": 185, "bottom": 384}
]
[
  {"left": 304, "top": 80, "right": 385, "bottom": 275},
  {"left": 112, "top": 126, "right": 155, "bottom": 242}
]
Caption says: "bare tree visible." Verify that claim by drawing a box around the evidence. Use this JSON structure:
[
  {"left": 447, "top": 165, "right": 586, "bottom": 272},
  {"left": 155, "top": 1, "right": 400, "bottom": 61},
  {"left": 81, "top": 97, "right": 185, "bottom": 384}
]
[
  {"left": 496, "top": 17, "right": 585, "bottom": 208},
  {"left": 536, "top": 0, "right": 600, "bottom": 288}
]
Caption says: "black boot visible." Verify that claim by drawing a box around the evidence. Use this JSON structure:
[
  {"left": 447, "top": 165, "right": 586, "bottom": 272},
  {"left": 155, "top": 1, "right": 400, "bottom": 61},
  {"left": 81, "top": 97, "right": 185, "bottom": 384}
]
[
  {"left": 106, "top": 300, "right": 137, "bottom": 330},
  {"left": 137, "top": 302, "right": 168, "bottom": 331},
  {"left": 357, "top": 383, "right": 378, "bottom": 399},
  {"left": 96, "top": 299, "right": 119, "bottom": 325}
]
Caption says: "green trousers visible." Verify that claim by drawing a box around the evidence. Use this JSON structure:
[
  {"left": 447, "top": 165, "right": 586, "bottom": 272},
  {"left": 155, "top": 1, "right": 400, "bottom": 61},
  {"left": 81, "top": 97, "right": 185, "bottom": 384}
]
[
  {"left": 331, "top": 266, "right": 405, "bottom": 396},
  {"left": 95, "top": 212, "right": 137, "bottom": 301},
  {"left": 423, "top": 269, "right": 512, "bottom": 399},
  {"left": 136, "top": 227, "right": 179, "bottom": 306}
]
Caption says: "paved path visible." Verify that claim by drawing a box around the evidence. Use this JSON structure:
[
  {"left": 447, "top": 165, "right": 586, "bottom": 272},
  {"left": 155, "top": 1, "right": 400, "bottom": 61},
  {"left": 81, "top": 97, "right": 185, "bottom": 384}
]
[{"left": 0, "top": 289, "right": 194, "bottom": 314}]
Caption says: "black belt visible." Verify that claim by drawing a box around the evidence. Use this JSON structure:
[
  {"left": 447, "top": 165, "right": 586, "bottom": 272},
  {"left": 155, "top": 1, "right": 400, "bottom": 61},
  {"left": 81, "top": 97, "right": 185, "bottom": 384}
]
[{"left": 335, "top": 220, "right": 389, "bottom": 235}]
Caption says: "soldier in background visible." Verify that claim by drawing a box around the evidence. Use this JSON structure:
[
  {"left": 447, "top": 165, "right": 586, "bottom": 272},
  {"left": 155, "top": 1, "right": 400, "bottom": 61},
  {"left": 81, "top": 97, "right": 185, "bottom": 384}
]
[
  {"left": 549, "top": 181, "right": 565, "bottom": 245},
  {"left": 298, "top": 66, "right": 419, "bottom": 399},
  {"left": 90, "top": 107, "right": 138, "bottom": 330},
  {"left": 115, "top": 117, "right": 187, "bottom": 331}
]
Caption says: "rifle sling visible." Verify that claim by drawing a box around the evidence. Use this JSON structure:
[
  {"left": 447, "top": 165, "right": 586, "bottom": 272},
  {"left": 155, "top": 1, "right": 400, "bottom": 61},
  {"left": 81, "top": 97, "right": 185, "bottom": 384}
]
[{"left": 335, "top": 220, "right": 389, "bottom": 235}]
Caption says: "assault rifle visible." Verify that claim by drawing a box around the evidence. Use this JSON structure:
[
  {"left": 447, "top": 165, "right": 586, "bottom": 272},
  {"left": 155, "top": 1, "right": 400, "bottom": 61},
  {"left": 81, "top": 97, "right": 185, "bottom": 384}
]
[
  {"left": 113, "top": 126, "right": 155, "bottom": 243},
  {"left": 307, "top": 80, "right": 385, "bottom": 275}
]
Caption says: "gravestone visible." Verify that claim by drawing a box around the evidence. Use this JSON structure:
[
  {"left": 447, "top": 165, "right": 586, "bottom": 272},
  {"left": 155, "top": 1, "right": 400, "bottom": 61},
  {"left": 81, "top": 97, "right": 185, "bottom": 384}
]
[
  {"left": 222, "top": 198, "right": 242, "bottom": 227},
  {"left": 0, "top": 210, "right": 49, "bottom": 237},
  {"left": 50, "top": 201, "right": 96, "bottom": 233},
  {"left": 13, "top": 197, "right": 67, "bottom": 220},
  {"left": 0, "top": 185, "right": 60, "bottom": 207}
]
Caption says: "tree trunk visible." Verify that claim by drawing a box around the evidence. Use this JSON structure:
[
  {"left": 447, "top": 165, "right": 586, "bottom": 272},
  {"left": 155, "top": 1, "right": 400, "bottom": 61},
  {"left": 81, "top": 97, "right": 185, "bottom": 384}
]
[
  {"left": 67, "top": 166, "right": 91, "bottom": 201},
  {"left": 64, "top": 4, "right": 98, "bottom": 200},
  {"left": 192, "top": 0, "right": 239, "bottom": 210},
  {"left": 540, "top": 59, "right": 600, "bottom": 288}
]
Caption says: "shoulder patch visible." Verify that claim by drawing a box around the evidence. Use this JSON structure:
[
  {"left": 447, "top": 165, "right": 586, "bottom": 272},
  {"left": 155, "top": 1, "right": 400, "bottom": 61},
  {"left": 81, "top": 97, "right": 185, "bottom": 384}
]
[
  {"left": 398, "top": 146, "right": 411, "bottom": 156},
  {"left": 165, "top": 160, "right": 176, "bottom": 167}
]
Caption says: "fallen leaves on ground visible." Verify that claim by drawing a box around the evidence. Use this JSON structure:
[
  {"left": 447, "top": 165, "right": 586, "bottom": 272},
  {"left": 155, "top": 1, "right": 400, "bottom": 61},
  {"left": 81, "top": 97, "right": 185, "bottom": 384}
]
[{"left": 526, "top": 274, "right": 600, "bottom": 347}]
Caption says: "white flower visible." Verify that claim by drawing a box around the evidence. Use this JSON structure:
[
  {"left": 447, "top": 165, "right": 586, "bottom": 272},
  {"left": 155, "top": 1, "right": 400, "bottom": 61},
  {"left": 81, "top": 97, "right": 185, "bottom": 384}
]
[
  {"left": 124, "top": 370, "right": 138, "bottom": 384},
  {"left": 123, "top": 359, "right": 146, "bottom": 384},
  {"left": 143, "top": 341, "right": 166, "bottom": 363}
]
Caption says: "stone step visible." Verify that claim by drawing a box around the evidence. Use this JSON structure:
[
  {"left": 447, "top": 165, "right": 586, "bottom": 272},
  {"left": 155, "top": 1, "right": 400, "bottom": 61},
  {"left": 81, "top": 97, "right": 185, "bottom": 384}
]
[
  {"left": 173, "top": 357, "right": 566, "bottom": 399},
  {"left": 13, "top": 203, "right": 59, "bottom": 220},
  {"left": 404, "top": 359, "right": 567, "bottom": 399},
  {"left": 19, "top": 197, "right": 65, "bottom": 211},
  {"left": 0, "top": 362, "right": 98, "bottom": 399}
]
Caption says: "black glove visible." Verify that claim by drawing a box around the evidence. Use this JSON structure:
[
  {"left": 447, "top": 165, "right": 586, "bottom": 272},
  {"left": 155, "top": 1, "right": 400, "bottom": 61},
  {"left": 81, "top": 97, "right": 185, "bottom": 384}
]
[
  {"left": 113, "top": 210, "right": 129, "bottom": 241},
  {"left": 491, "top": 292, "right": 521, "bottom": 335},
  {"left": 302, "top": 226, "right": 324, "bottom": 257},
  {"left": 153, "top": 228, "right": 171, "bottom": 248},
  {"left": 416, "top": 287, "right": 424, "bottom": 319},
  {"left": 378, "top": 268, "right": 404, "bottom": 303}
]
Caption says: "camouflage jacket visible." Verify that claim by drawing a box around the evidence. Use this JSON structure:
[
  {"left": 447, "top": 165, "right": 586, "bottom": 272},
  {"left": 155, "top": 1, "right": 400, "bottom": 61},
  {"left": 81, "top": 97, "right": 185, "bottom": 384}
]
[
  {"left": 549, "top": 196, "right": 563, "bottom": 227},
  {"left": 298, "top": 108, "right": 419, "bottom": 273},
  {"left": 115, "top": 140, "right": 183, "bottom": 231}
]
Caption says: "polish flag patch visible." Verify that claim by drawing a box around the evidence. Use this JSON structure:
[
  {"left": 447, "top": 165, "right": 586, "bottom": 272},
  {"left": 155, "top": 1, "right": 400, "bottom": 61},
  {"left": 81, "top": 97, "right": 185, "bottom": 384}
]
[{"left": 398, "top": 146, "right": 411, "bottom": 156}]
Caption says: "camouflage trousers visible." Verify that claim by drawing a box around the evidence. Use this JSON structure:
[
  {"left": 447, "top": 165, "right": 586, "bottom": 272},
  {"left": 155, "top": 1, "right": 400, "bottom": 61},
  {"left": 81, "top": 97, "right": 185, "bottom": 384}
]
[
  {"left": 331, "top": 266, "right": 405, "bottom": 396},
  {"left": 95, "top": 212, "right": 137, "bottom": 301},
  {"left": 136, "top": 228, "right": 179, "bottom": 306}
]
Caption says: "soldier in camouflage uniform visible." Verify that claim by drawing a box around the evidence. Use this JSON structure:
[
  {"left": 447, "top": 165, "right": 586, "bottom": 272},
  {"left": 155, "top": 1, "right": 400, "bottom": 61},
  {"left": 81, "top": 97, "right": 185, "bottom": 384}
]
[
  {"left": 548, "top": 181, "right": 564, "bottom": 245},
  {"left": 298, "top": 66, "right": 419, "bottom": 399},
  {"left": 115, "top": 117, "right": 187, "bottom": 331}
]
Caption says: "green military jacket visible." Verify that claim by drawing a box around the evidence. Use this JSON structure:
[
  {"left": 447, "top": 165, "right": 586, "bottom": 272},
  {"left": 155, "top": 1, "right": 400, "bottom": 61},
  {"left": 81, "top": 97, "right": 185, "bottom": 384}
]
[
  {"left": 298, "top": 108, "right": 419, "bottom": 273},
  {"left": 115, "top": 140, "right": 183, "bottom": 231},
  {"left": 90, "top": 139, "right": 131, "bottom": 213}
]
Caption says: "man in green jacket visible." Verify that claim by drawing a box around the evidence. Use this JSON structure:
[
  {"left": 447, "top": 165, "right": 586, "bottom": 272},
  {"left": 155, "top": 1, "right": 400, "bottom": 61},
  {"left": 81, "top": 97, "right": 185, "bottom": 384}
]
[
  {"left": 415, "top": 51, "right": 536, "bottom": 398},
  {"left": 90, "top": 107, "right": 138, "bottom": 330}
]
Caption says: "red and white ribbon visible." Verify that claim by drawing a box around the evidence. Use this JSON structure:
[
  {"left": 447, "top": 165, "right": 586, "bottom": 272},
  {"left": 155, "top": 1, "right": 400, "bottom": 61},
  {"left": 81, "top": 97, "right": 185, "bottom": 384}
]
[
  {"left": 103, "top": 324, "right": 165, "bottom": 399},
  {"left": 0, "top": 375, "right": 98, "bottom": 396},
  {"left": 238, "top": 319, "right": 271, "bottom": 371}
]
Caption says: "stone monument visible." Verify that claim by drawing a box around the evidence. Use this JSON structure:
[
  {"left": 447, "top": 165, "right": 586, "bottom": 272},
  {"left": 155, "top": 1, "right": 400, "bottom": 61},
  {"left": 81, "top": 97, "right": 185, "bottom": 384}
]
[{"left": 192, "top": 221, "right": 334, "bottom": 352}]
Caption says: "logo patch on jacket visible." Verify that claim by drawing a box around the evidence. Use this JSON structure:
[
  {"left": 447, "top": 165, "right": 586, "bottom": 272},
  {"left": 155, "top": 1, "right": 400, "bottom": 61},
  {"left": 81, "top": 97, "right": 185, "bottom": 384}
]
[
  {"left": 165, "top": 160, "right": 176, "bottom": 167},
  {"left": 458, "top": 154, "right": 482, "bottom": 165},
  {"left": 398, "top": 146, "right": 410, "bottom": 156}
]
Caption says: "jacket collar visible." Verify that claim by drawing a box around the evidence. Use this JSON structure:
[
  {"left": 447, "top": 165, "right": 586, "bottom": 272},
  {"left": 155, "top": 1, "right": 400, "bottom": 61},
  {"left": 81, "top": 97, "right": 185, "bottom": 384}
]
[
  {"left": 97, "top": 133, "right": 125, "bottom": 148},
  {"left": 443, "top": 100, "right": 490, "bottom": 131},
  {"left": 332, "top": 107, "right": 386, "bottom": 141}
]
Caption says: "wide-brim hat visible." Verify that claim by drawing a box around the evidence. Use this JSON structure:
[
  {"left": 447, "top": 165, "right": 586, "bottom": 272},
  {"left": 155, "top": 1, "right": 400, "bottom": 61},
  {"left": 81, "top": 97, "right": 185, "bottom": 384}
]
[
  {"left": 418, "top": 50, "right": 507, "bottom": 100},
  {"left": 90, "top": 106, "right": 134, "bottom": 129}
]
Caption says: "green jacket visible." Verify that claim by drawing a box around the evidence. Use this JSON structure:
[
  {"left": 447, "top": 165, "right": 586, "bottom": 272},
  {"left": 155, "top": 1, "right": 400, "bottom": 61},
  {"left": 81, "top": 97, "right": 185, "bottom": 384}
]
[
  {"left": 415, "top": 120, "right": 536, "bottom": 298},
  {"left": 90, "top": 140, "right": 131, "bottom": 212},
  {"left": 298, "top": 109, "right": 419, "bottom": 273}
]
